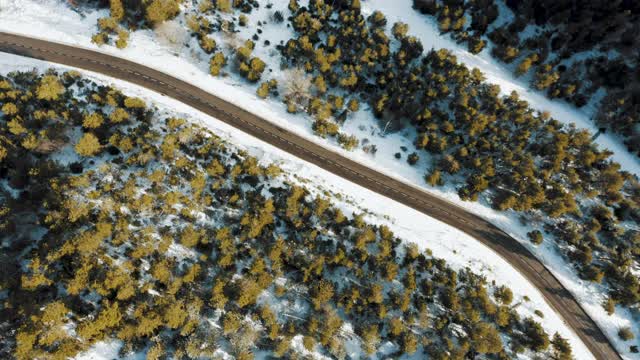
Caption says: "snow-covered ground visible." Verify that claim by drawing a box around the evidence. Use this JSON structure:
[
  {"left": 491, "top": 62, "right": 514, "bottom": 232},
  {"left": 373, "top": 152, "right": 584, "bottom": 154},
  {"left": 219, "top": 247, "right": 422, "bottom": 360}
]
[
  {"left": 0, "top": 50, "right": 594, "bottom": 360},
  {"left": 0, "top": 0, "right": 638, "bottom": 358}
]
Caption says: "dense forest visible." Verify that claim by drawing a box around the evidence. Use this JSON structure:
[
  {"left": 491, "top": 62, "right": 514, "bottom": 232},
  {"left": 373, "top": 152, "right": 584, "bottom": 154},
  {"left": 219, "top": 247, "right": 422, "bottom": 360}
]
[
  {"left": 412, "top": 0, "right": 640, "bottom": 156},
  {"left": 0, "top": 69, "right": 577, "bottom": 359},
  {"left": 285, "top": 0, "right": 640, "bottom": 321},
  {"left": 73, "top": 0, "right": 640, "bottom": 348}
]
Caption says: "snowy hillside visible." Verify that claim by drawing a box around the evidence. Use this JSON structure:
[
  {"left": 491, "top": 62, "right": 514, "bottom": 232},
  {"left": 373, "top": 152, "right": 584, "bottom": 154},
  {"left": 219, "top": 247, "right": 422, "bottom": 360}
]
[
  {"left": 0, "top": 52, "right": 589, "bottom": 359},
  {"left": 0, "top": 0, "right": 638, "bottom": 358}
]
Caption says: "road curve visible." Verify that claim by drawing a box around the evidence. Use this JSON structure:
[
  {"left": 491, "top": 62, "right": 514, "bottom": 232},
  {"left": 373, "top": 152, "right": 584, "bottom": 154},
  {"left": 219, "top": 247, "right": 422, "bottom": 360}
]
[{"left": 0, "top": 32, "right": 620, "bottom": 360}]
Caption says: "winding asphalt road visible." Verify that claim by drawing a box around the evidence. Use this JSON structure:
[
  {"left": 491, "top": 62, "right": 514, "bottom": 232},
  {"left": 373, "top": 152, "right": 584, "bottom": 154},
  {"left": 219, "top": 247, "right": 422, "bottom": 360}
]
[{"left": 0, "top": 32, "right": 621, "bottom": 360}]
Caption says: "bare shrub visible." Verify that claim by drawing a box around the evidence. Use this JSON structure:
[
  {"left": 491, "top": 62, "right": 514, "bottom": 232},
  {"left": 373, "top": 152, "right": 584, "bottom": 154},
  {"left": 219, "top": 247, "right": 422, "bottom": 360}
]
[
  {"left": 221, "top": 26, "right": 243, "bottom": 51},
  {"left": 154, "top": 19, "right": 188, "bottom": 52},
  {"left": 280, "top": 67, "right": 313, "bottom": 110}
]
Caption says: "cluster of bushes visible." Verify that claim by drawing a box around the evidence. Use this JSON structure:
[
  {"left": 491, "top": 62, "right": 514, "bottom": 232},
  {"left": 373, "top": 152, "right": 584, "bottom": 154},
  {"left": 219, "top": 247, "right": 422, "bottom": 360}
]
[
  {"left": 0, "top": 70, "right": 579, "bottom": 359},
  {"left": 89, "top": 0, "right": 182, "bottom": 47},
  {"left": 88, "top": 0, "right": 363, "bottom": 148},
  {"left": 412, "top": 0, "right": 640, "bottom": 156}
]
